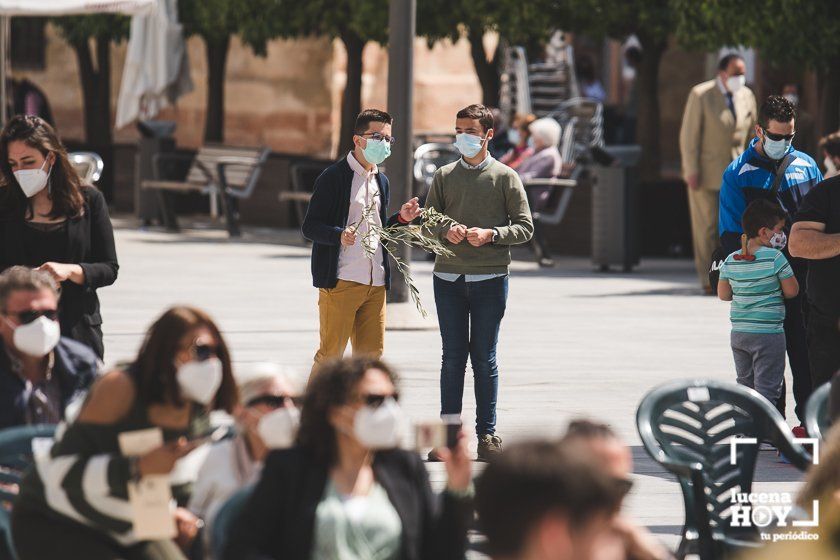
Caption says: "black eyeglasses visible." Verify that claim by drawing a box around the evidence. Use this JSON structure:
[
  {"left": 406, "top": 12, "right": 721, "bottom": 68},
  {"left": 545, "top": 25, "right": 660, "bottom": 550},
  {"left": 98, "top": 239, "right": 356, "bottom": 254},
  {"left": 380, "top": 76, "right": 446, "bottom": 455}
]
[
  {"left": 361, "top": 132, "right": 396, "bottom": 145},
  {"left": 246, "top": 394, "right": 302, "bottom": 409},
  {"left": 191, "top": 342, "right": 219, "bottom": 362},
  {"left": 360, "top": 392, "right": 400, "bottom": 408},
  {"left": 10, "top": 309, "right": 58, "bottom": 325},
  {"left": 763, "top": 128, "right": 795, "bottom": 142}
]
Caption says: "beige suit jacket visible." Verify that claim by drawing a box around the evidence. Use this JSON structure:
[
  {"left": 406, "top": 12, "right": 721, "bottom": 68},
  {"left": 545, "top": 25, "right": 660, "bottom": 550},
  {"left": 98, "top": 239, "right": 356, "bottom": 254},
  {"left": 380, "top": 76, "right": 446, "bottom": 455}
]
[{"left": 679, "top": 79, "right": 757, "bottom": 191}]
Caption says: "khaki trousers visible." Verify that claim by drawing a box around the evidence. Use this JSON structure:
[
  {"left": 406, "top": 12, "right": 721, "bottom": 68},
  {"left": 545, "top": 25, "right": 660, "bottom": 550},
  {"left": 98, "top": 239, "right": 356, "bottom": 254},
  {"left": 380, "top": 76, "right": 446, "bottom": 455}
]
[
  {"left": 687, "top": 187, "right": 719, "bottom": 289},
  {"left": 313, "top": 280, "right": 386, "bottom": 370}
]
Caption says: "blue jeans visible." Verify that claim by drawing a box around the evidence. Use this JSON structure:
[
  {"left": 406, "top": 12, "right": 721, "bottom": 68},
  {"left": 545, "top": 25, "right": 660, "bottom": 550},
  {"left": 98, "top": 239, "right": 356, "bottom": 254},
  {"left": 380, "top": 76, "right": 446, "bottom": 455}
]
[{"left": 433, "top": 275, "right": 508, "bottom": 436}]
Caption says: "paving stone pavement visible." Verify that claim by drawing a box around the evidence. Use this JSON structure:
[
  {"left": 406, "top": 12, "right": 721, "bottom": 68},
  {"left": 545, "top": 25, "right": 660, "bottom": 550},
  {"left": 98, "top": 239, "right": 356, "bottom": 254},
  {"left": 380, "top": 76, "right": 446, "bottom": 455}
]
[{"left": 99, "top": 223, "right": 807, "bottom": 556}]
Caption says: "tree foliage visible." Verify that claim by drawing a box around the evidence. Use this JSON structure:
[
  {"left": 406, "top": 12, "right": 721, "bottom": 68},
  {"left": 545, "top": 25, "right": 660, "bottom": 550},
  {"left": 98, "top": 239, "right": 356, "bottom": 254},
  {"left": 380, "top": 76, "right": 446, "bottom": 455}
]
[
  {"left": 672, "top": 0, "right": 840, "bottom": 134},
  {"left": 672, "top": 0, "right": 840, "bottom": 70}
]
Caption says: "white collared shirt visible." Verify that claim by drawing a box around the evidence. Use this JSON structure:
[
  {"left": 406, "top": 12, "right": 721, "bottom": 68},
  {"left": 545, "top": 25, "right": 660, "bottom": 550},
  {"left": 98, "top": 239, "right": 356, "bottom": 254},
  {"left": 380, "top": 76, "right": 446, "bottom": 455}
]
[{"left": 337, "top": 152, "right": 386, "bottom": 287}]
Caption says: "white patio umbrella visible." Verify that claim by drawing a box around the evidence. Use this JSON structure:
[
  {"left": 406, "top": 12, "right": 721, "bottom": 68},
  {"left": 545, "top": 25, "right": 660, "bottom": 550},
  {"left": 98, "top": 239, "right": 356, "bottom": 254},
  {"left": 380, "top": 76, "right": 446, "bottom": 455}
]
[
  {"left": 0, "top": 0, "right": 155, "bottom": 124},
  {"left": 115, "top": 0, "right": 192, "bottom": 130}
]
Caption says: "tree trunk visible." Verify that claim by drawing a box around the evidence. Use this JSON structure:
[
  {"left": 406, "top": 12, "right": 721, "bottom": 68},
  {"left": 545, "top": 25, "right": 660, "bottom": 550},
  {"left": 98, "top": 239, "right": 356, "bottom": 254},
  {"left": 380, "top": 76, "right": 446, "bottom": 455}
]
[
  {"left": 467, "top": 27, "right": 500, "bottom": 108},
  {"left": 339, "top": 31, "right": 365, "bottom": 156},
  {"left": 71, "top": 38, "right": 98, "bottom": 144},
  {"left": 93, "top": 35, "right": 114, "bottom": 201},
  {"left": 635, "top": 35, "right": 666, "bottom": 182},
  {"left": 71, "top": 36, "right": 115, "bottom": 200},
  {"left": 818, "top": 56, "right": 840, "bottom": 137},
  {"left": 204, "top": 35, "right": 230, "bottom": 143}
]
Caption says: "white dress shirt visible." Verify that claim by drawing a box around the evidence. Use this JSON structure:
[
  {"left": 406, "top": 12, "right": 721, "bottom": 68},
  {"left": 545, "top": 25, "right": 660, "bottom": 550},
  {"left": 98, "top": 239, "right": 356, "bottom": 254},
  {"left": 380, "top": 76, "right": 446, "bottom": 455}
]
[{"left": 338, "top": 152, "right": 386, "bottom": 287}]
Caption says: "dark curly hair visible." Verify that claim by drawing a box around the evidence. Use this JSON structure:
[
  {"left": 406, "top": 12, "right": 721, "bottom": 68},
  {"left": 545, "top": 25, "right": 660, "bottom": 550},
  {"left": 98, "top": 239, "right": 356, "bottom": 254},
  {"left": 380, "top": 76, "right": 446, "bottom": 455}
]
[
  {"left": 0, "top": 115, "right": 85, "bottom": 220},
  {"left": 758, "top": 95, "right": 796, "bottom": 129},
  {"left": 296, "top": 356, "right": 399, "bottom": 466}
]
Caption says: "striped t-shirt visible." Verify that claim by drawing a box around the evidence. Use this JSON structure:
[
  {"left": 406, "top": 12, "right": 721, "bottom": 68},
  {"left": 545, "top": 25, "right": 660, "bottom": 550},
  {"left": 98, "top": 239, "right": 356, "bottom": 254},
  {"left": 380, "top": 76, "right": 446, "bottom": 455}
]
[{"left": 719, "top": 246, "right": 793, "bottom": 334}]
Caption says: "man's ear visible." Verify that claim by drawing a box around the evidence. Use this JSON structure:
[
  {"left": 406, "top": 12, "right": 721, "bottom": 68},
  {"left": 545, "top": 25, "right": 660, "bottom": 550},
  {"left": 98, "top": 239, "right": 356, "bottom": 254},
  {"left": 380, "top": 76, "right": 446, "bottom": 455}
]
[{"left": 485, "top": 128, "right": 494, "bottom": 141}]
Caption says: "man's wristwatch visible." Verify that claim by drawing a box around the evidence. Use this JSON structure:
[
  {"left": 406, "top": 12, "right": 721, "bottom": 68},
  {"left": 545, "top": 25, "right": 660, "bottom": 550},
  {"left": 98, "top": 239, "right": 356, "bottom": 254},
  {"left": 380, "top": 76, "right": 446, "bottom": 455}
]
[{"left": 491, "top": 229, "right": 499, "bottom": 244}]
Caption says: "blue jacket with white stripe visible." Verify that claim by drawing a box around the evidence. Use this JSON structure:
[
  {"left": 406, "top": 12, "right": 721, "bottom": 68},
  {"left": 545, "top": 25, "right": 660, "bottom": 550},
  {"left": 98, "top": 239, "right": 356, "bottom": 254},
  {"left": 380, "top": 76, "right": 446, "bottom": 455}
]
[{"left": 718, "top": 137, "right": 823, "bottom": 255}]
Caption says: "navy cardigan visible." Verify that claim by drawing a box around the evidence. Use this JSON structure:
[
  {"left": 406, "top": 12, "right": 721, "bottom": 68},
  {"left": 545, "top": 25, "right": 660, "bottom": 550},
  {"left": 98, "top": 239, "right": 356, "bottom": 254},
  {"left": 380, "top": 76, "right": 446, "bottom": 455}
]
[{"left": 301, "top": 157, "right": 402, "bottom": 289}]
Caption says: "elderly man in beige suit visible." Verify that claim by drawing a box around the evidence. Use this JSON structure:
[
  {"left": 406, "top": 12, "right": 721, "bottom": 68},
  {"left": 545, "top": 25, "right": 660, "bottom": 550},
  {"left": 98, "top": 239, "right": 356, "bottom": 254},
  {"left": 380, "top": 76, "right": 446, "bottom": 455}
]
[{"left": 679, "top": 53, "right": 757, "bottom": 292}]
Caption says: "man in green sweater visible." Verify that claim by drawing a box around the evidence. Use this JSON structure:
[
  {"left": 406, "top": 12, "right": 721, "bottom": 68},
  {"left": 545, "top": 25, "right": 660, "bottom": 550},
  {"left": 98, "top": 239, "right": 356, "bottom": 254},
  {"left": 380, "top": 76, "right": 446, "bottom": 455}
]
[{"left": 425, "top": 104, "right": 534, "bottom": 460}]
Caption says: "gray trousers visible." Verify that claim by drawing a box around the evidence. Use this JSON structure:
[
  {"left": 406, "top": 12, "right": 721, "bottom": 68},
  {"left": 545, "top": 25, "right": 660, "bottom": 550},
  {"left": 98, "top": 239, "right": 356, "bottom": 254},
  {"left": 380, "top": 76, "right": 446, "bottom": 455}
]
[{"left": 731, "top": 331, "right": 786, "bottom": 406}]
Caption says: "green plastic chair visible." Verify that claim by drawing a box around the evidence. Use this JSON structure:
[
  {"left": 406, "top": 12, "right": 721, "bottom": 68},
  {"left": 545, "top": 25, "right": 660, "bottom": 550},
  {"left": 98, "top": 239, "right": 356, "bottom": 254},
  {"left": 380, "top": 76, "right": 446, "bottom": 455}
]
[
  {"left": 636, "top": 380, "right": 812, "bottom": 560},
  {"left": 211, "top": 484, "right": 254, "bottom": 560},
  {"left": 805, "top": 382, "right": 832, "bottom": 440},
  {"left": 0, "top": 424, "right": 55, "bottom": 560}
]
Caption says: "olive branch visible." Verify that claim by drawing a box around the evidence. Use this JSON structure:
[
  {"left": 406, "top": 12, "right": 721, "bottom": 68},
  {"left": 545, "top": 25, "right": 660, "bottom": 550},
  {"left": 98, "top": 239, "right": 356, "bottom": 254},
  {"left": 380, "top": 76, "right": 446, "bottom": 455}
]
[{"left": 349, "top": 198, "right": 458, "bottom": 317}]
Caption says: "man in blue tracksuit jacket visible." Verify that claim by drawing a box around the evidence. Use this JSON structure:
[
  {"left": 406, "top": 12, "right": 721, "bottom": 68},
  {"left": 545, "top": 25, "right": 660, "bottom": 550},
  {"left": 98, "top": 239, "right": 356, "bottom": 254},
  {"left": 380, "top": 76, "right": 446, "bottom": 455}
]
[{"left": 719, "top": 95, "right": 823, "bottom": 426}]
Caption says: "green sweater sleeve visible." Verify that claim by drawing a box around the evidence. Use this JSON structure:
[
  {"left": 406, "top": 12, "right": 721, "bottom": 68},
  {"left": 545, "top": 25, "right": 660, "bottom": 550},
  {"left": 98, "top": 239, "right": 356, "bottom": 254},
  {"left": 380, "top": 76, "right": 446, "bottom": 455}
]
[{"left": 494, "top": 173, "right": 534, "bottom": 245}]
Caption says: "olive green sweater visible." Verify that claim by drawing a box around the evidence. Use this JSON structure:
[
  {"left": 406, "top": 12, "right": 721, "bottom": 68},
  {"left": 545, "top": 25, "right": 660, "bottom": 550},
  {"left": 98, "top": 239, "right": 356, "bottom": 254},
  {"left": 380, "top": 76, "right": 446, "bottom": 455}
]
[{"left": 425, "top": 159, "right": 534, "bottom": 274}]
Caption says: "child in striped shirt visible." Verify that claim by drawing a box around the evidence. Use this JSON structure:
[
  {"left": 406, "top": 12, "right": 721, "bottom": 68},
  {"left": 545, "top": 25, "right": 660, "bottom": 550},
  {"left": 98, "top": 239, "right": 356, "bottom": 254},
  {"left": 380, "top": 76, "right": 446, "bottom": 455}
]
[{"left": 718, "top": 199, "right": 799, "bottom": 407}]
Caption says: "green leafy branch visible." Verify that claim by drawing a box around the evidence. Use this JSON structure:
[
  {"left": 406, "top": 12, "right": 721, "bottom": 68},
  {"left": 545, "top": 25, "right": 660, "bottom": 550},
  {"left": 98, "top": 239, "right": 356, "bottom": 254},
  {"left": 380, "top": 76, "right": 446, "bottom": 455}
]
[{"left": 349, "top": 199, "right": 458, "bottom": 316}]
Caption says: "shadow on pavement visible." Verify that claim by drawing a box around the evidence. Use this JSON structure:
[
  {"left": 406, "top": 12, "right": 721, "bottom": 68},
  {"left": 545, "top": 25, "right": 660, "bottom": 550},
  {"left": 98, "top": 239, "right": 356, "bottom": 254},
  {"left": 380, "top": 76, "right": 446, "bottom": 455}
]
[{"left": 632, "top": 445, "right": 807, "bottom": 483}]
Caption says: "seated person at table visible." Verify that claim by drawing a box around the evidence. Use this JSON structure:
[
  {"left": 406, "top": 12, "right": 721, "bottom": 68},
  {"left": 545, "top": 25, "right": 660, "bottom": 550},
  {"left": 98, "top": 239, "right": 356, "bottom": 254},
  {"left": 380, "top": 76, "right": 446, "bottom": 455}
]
[
  {"left": 500, "top": 113, "right": 537, "bottom": 170},
  {"left": 0, "top": 265, "right": 98, "bottom": 429},
  {"left": 517, "top": 118, "right": 564, "bottom": 268}
]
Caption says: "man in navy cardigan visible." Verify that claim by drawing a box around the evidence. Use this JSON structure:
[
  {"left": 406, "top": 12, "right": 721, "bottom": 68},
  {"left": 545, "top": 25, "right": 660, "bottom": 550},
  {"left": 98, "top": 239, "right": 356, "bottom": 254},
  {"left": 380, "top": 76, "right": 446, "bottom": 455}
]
[{"left": 302, "top": 109, "right": 421, "bottom": 370}]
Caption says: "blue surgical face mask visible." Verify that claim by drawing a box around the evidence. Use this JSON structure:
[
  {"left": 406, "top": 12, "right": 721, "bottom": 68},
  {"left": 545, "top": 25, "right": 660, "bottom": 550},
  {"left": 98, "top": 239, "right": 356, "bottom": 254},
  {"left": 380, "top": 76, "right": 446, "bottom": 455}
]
[
  {"left": 507, "top": 129, "right": 520, "bottom": 146},
  {"left": 763, "top": 135, "right": 791, "bottom": 160},
  {"left": 362, "top": 139, "right": 391, "bottom": 165},
  {"left": 454, "top": 133, "right": 485, "bottom": 158}
]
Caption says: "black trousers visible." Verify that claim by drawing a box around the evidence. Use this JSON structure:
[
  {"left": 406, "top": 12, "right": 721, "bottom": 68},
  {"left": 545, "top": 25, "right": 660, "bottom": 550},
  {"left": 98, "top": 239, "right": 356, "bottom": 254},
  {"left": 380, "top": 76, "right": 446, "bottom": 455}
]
[
  {"left": 775, "top": 292, "right": 812, "bottom": 423},
  {"left": 806, "top": 309, "right": 840, "bottom": 420}
]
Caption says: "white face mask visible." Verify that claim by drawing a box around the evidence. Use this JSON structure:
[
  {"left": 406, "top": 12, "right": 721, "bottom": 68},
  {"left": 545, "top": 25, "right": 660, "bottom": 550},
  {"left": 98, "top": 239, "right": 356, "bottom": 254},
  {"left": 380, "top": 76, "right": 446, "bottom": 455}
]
[
  {"left": 257, "top": 406, "right": 300, "bottom": 450},
  {"left": 783, "top": 93, "right": 799, "bottom": 107},
  {"left": 177, "top": 358, "right": 223, "bottom": 406},
  {"left": 726, "top": 74, "right": 746, "bottom": 94},
  {"left": 14, "top": 159, "right": 51, "bottom": 198},
  {"left": 5, "top": 315, "right": 61, "bottom": 357},
  {"left": 769, "top": 231, "right": 787, "bottom": 250},
  {"left": 353, "top": 397, "right": 404, "bottom": 450}
]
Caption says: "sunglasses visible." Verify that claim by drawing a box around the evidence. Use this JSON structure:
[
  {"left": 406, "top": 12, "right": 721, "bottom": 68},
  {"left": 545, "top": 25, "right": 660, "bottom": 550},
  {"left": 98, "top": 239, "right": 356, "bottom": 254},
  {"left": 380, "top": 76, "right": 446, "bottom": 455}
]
[
  {"left": 191, "top": 342, "right": 219, "bottom": 362},
  {"left": 763, "top": 129, "right": 795, "bottom": 142},
  {"left": 246, "top": 394, "right": 302, "bottom": 409},
  {"left": 360, "top": 392, "right": 400, "bottom": 408},
  {"left": 10, "top": 309, "right": 58, "bottom": 325},
  {"left": 361, "top": 132, "right": 396, "bottom": 145}
]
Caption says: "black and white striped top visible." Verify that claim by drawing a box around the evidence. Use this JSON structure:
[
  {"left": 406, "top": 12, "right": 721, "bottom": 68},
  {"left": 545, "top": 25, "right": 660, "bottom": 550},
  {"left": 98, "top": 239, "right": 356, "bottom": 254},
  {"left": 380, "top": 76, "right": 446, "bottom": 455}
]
[{"left": 16, "top": 390, "right": 207, "bottom": 546}]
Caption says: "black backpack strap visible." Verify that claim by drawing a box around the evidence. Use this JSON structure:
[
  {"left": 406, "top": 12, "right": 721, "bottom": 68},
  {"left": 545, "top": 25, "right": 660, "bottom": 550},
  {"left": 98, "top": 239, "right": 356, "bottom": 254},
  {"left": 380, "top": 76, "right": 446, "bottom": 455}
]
[{"left": 770, "top": 153, "right": 796, "bottom": 197}]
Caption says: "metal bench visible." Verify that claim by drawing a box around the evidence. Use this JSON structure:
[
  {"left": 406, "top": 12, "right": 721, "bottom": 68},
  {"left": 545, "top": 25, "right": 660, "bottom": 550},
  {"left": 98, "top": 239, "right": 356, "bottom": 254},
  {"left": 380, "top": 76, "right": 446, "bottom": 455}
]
[
  {"left": 141, "top": 144, "right": 270, "bottom": 237},
  {"left": 278, "top": 159, "right": 333, "bottom": 229}
]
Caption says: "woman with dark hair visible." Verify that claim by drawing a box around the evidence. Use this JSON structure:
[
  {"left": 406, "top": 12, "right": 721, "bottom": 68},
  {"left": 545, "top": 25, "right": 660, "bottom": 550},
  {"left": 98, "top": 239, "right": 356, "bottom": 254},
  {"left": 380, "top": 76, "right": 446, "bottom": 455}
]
[
  {"left": 0, "top": 114, "right": 118, "bottom": 358},
  {"left": 12, "top": 306, "right": 239, "bottom": 560},
  {"left": 225, "top": 356, "right": 473, "bottom": 560}
]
